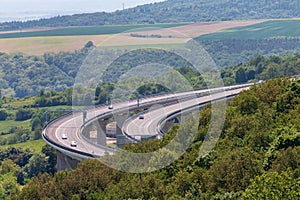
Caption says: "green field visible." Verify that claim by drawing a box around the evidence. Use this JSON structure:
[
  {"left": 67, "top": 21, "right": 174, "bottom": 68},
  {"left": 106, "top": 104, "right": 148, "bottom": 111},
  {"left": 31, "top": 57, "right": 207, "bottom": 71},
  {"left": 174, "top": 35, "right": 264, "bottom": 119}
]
[
  {"left": 0, "top": 120, "right": 31, "bottom": 134},
  {"left": 0, "top": 139, "right": 46, "bottom": 153},
  {"left": 0, "top": 23, "right": 188, "bottom": 39},
  {"left": 196, "top": 20, "right": 300, "bottom": 40},
  {"left": 103, "top": 42, "right": 186, "bottom": 50}
]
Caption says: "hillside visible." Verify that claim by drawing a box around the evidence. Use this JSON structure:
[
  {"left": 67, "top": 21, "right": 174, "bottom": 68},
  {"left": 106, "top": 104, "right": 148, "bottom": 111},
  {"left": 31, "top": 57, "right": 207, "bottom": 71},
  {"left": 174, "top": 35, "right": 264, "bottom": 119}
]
[
  {"left": 1, "top": 42, "right": 300, "bottom": 98},
  {"left": 1, "top": 0, "right": 300, "bottom": 30},
  {"left": 8, "top": 78, "right": 300, "bottom": 199},
  {"left": 196, "top": 20, "right": 300, "bottom": 67}
]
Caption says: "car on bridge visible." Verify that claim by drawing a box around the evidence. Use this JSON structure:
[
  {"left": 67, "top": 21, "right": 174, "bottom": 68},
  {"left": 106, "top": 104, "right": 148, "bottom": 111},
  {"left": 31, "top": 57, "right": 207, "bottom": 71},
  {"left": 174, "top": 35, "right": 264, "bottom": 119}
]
[
  {"left": 62, "top": 134, "right": 67, "bottom": 140},
  {"left": 108, "top": 104, "right": 114, "bottom": 109},
  {"left": 70, "top": 141, "right": 77, "bottom": 147}
]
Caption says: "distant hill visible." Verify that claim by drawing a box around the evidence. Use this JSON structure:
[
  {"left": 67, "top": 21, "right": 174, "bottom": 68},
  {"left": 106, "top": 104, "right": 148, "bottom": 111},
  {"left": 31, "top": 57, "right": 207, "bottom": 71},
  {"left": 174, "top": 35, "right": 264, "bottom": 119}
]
[
  {"left": 196, "top": 20, "right": 300, "bottom": 67},
  {"left": 1, "top": 0, "right": 300, "bottom": 30}
]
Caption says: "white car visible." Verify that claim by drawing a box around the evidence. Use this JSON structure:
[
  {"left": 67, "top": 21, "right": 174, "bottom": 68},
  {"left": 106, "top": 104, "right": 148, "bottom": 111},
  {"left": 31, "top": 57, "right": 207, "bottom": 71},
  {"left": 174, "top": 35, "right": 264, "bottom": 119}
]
[
  {"left": 139, "top": 115, "right": 144, "bottom": 119},
  {"left": 70, "top": 141, "right": 77, "bottom": 147},
  {"left": 108, "top": 104, "right": 114, "bottom": 109},
  {"left": 62, "top": 134, "right": 67, "bottom": 140}
]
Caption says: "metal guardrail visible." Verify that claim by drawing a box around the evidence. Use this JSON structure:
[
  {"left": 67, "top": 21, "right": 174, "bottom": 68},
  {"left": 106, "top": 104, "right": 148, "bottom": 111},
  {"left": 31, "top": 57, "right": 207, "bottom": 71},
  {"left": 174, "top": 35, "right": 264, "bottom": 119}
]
[{"left": 156, "top": 94, "right": 237, "bottom": 136}]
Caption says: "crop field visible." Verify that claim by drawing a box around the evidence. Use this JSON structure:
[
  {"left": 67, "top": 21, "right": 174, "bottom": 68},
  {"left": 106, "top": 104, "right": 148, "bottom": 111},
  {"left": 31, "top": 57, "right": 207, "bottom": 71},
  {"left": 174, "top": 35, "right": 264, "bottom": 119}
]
[
  {"left": 0, "top": 23, "right": 188, "bottom": 39},
  {"left": 100, "top": 34, "right": 189, "bottom": 47},
  {"left": 0, "top": 35, "right": 111, "bottom": 55},
  {"left": 197, "top": 19, "right": 300, "bottom": 40},
  {"left": 0, "top": 20, "right": 268, "bottom": 55},
  {"left": 0, "top": 33, "right": 188, "bottom": 55},
  {"left": 133, "top": 19, "right": 266, "bottom": 38}
]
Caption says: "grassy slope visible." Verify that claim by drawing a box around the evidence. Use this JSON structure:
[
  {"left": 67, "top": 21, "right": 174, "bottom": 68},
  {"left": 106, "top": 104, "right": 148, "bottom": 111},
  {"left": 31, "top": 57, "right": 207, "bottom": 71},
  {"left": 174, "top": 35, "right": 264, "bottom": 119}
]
[
  {"left": 196, "top": 19, "right": 300, "bottom": 40},
  {"left": 0, "top": 96, "right": 74, "bottom": 153},
  {"left": 0, "top": 120, "right": 31, "bottom": 134},
  {"left": 0, "top": 139, "right": 45, "bottom": 153}
]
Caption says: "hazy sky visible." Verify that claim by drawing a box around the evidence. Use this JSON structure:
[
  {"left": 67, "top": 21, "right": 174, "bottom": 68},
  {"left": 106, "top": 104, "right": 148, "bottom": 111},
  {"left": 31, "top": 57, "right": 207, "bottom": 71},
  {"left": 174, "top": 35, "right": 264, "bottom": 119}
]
[{"left": 0, "top": 0, "right": 166, "bottom": 22}]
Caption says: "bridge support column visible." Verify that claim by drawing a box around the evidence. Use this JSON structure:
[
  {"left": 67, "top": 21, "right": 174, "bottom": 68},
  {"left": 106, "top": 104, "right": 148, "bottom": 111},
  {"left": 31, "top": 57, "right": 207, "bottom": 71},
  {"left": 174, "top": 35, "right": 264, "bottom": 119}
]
[
  {"left": 160, "top": 117, "right": 181, "bottom": 134},
  {"left": 116, "top": 125, "right": 130, "bottom": 148},
  {"left": 115, "top": 113, "right": 131, "bottom": 147},
  {"left": 56, "top": 151, "right": 80, "bottom": 171},
  {"left": 96, "top": 120, "right": 107, "bottom": 146},
  {"left": 174, "top": 117, "right": 181, "bottom": 124},
  {"left": 82, "top": 124, "right": 92, "bottom": 139}
]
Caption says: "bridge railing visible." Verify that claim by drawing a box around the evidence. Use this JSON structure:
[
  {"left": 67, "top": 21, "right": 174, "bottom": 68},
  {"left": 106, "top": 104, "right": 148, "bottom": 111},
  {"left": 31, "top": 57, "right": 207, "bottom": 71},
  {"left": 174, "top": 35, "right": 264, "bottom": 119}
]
[
  {"left": 121, "top": 92, "right": 242, "bottom": 144},
  {"left": 156, "top": 94, "right": 238, "bottom": 136},
  {"left": 43, "top": 83, "right": 253, "bottom": 159}
]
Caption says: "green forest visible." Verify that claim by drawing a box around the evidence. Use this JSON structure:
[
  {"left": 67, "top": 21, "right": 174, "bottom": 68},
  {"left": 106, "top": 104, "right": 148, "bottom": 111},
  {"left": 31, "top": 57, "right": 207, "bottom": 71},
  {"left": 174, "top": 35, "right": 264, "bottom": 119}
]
[
  {"left": 220, "top": 55, "right": 300, "bottom": 85},
  {"left": 2, "top": 78, "right": 299, "bottom": 199},
  {"left": 1, "top": 0, "right": 300, "bottom": 30},
  {"left": 1, "top": 41, "right": 300, "bottom": 98},
  {"left": 0, "top": 44, "right": 90, "bottom": 98}
]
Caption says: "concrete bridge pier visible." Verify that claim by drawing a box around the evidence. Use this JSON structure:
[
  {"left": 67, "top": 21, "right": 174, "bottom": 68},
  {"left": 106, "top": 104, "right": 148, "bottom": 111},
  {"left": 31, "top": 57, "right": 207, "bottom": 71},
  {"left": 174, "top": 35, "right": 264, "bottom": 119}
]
[
  {"left": 174, "top": 116, "right": 181, "bottom": 124},
  {"left": 96, "top": 120, "right": 108, "bottom": 146},
  {"left": 82, "top": 124, "right": 92, "bottom": 140},
  {"left": 115, "top": 113, "right": 131, "bottom": 147},
  {"left": 56, "top": 151, "right": 80, "bottom": 171},
  {"left": 160, "top": 117, "right": 181, "bottom": 134},
  {"left": 81, "top": 120, "right": 108, "bottom": 146}
]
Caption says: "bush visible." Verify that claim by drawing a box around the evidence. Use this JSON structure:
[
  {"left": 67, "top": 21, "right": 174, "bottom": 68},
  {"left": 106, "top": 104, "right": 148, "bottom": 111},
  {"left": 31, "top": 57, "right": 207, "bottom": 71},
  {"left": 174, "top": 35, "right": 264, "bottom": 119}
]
[
  {"left": 0, "top": 110, "right": 8, "bottom": 121},
  {"left": 15, "top": 109, "right": 32, "bottom": 121}
]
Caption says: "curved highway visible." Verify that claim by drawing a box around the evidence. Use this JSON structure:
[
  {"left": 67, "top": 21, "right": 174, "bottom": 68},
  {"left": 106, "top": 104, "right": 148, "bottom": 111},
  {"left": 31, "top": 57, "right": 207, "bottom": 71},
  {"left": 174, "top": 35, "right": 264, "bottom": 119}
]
[
  {"left": 122, "top": 87, "right": 248, "bottom": 139},
  {"left": 43, "top": 84, "right": 253, "bottom": 161}
]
